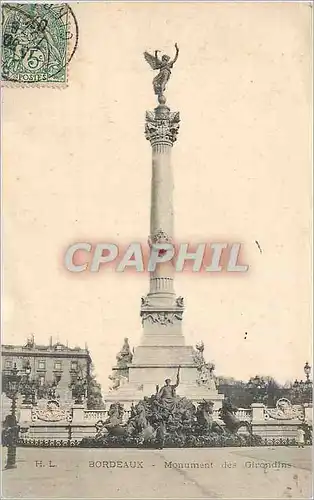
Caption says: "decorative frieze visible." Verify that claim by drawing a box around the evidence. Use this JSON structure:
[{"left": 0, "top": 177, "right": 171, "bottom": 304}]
[
  {"left": 264, "top": 398, "right": 304, "bottom": 421},
  {"left": 31, "top": 400, "right": 72, "bottom": 423},
  {"left": 141, "top": 311, "right": 183, "bottom": 326}
]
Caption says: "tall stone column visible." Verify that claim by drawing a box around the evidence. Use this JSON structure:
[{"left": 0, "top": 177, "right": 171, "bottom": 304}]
[
  {"left": 140, "top": 99, "right": 185, "bottom": 346},
  {"left": 146, "top": 102, "right": 179, "bottom": 300}
]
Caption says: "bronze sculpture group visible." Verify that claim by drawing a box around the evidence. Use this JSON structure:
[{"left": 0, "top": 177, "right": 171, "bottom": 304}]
[{"left": 93, "top": 370, "right": 253, "bottom": 448}]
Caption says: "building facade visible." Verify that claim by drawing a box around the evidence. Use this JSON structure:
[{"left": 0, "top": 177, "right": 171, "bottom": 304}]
[{"left": 1, "top": 336, "right": 92, "bottom": 406}]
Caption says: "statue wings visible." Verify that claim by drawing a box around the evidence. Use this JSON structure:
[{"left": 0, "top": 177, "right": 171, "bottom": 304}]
[{"left": 144, "top": 51, "right": 160, "bottom": 70}]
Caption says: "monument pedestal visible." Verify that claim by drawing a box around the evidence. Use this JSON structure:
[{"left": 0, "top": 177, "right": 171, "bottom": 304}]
[{"left": 105, "top": 344, "right": 224, "bottom": 410}]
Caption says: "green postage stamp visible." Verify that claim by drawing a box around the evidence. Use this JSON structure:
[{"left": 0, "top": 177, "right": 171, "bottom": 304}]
[{"left": 1, "top": 3, "right": 78, "bottom": 84}]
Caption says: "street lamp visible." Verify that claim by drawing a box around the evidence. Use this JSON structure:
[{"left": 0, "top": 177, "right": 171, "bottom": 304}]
[
  {"left": 70, "top": 374, "right": 87, "bottom": 405},
  {"left": 2, "top": 363, "right": 22, "bottom": 469},
  {"left": 47, "top": 380, "right": 60, "bottom": 400},
  {"left": 291, "top": 363, "right": 312, "bottom": 404},
  {"left": 304, "top": 362, "right": 311, "bottom": 381},
  {"left": 21, "top": 360, "right": 34, "bottom": 405},
  {"left": 303, "top": 363, "right": 312, "bottom": 403},
  {"left": 247, "top": 375, "right": 268, "bottom": 403},
  {"left": 25, "top": 361, "right": 31, "bottom": 377},
  {"left": 2, "top": 361, "right": 40, "bottom": 468}
]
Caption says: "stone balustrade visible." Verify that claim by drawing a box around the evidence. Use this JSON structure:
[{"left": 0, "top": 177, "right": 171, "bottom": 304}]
[
  {"left": 235, "top": 408, "right": 252, "bottom": 421},
  {"left": 82, "top": 407, "right": 300, "bottom": 425},
  {"left": 212, "top": 408, "right": 252, "bottom": 422},
  {"left": 20, "top": 401, "right": 312, "bottom": 428},
  {"left": 82, "top": 409, "right": 132, "bottom": 423},
  {"left": 82, "top": 407, "right": 252, "bottom": 423},
  {"left": 83, "top": 410, "right": 108, "bottom": 422}
]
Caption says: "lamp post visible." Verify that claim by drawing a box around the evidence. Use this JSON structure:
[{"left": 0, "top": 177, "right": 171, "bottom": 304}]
[
  {"left": 47, "top": 380, "right": 58, "bottom": 400},
  {"left": 2, "top": 361, "right": 40, "bottom": 469},
  {"left": 2, "top": 363, "right": 22, "bottom": 469},
  {"left": 70, "top": 374, "right": 87, "bottom": 405},
  {"left": 304, "top": 362, "right": 311, "bottom": 381},
  {"left": 303, "top": 362, "right": 312, "bottom": 403},
  {"left": 291, "top": 363, "right": 312, "bottom": 404},
  {"left": 247, "top": 375, "right": 268, "bottom": 403},
  {"left": 21, "top": 360, "right": 34, "bottom": 405}
]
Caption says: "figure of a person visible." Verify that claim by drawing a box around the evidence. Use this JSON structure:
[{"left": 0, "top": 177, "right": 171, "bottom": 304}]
[
  {"left": 116, "top": 337, "right": 133, "bottom": 367},
  {"left": 130, "top": 403, "right": 136, "bottom": 419},
  {"left": 5, "top": 21, "right": 43, "bottom": 75},
  {"left": 144, "top": 43, "right": 179, "bottom": 98},
  {"left": 105, "top": 404, "right": 122, "bottom": 427},
  {"left": 157, "top": 367, "right": 181, "bottom": 411},
  {"left": 2, "top": 415, "right": 20, "bottom": 447},
  {"left": 296, "top": 426, "right": 305, "bottom": 448},
  {"left": 155, "top": 421, "right": 166, "bottom": 450}
]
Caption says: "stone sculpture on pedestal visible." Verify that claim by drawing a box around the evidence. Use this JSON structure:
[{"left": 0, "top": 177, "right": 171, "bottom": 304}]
[{"left": 193, "top": 341, "right": 217, "bottom": 391}]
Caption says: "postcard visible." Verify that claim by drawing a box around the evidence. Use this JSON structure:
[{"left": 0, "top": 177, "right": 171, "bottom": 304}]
[{"left": 1, "top": 2, "right": 312, "bottom": 499}]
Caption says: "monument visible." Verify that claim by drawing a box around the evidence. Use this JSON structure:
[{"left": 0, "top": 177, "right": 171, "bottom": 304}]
[{"left": 105, "top": 46, "right": 224, "bottom": 409}]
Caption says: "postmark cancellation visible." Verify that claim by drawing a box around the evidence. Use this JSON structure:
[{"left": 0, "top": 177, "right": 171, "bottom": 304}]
[{"left": 1, "top": 3, "right": 78, "bottom": 86}]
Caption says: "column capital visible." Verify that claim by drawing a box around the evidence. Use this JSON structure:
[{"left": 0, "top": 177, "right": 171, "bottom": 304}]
[{"left": 145, "top": 104, "right": 180, "bottom": 147}]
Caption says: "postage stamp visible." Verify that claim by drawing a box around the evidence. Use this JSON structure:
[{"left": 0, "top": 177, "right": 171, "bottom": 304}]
[{"left": 1, "top": 3, "right": 78, "bottom": 85}]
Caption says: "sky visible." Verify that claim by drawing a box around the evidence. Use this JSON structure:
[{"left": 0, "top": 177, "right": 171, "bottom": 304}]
[{"left": 3, "top": 2, "right": 312, "bottom": 391}]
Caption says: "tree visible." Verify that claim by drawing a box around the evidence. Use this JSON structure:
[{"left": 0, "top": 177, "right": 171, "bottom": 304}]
[
  {"left": 263, "top": 376, "right": 284, "bottom": 407},
  {"left": 217, "top": 375, "right": 287, "bottom": 408},
  {"left": 87, "top": 364, "right": 105, "bottom": 410},
  {"left": 217, "top": 377, "right": 251, "bottom": 407}
]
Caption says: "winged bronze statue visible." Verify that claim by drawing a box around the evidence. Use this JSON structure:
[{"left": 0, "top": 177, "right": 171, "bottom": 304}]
[{"left": 144, "top": 43, "right": 179, "bottom": 102}]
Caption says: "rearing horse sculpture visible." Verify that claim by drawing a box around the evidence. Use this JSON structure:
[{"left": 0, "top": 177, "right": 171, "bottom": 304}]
[
  {"left": 218, "top": 400, "right": 252, "bottom": 436},
  {"left": 98, "top": 402, "right": 155, "bottom": 441},
  {"left": 196, "top": 400, "right": 224, "bottom": 434}
]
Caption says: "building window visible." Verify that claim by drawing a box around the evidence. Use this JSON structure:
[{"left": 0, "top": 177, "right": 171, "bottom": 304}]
[
  {"left": 38, "top": 375, "right": 45, "bottom": 386},
  {"left": 38, "top": 360, "right": 46, "bottom": 370},
  {"left": 54, "top": 360, "right": 62, "bottom": 371},
  {"left": 5, "top": 359, "right": 12, "bottom": 369},
  {"left": 70, "top": 361, "right": 78, "bottom": 371}
]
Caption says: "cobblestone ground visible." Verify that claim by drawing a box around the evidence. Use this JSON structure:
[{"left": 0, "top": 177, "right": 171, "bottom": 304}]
[{"left": 1, "top": 445, "right": 312, "bottom": 499}]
